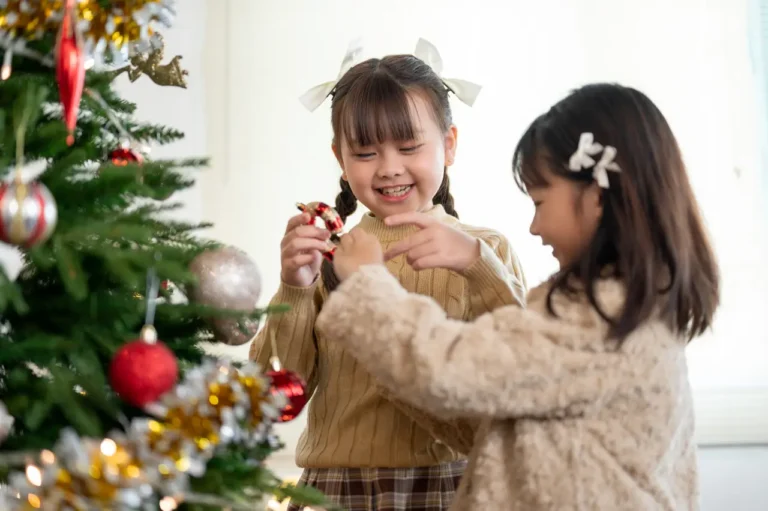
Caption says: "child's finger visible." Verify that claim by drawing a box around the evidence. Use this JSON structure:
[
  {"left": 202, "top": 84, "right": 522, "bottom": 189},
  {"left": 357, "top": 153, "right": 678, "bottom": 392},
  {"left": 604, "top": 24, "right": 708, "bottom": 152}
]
[
  {"left": 403, "top": 243, "right": 438, "bottom": 265},
  {"left": 282, "top": 225, "right": 330, "bottom": 248},
  {"left": 293, "top": 224, "right": 331, "bottom": 240},
  {"left": 408, "top": 253, "right": 443, "bottom": 271},
  {"left": 282, "top": 237, "right": 331, "bottom": 257},
  {"left": 283, "top": 252, "right": 320, "bottom": 271},
  {"left": 385, "top": 230, "right": 432, "bottom": 260},
  {"left": 285, "top": 213, "right": 312, "bottom": 233}
]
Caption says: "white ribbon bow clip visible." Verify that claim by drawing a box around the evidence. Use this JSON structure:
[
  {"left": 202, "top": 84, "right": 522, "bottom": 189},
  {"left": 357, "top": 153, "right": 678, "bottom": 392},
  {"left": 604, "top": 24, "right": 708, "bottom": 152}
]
[
  {"left": 413, "top": 38, "right": 482, "bottom": 107},
  {"left": 299, "top": 38, "right": 482, "bottom": 112},
  {"left": 568, "top": 132, "right": 621, "bottom": 189},
  {"left": 299, "top": 38, "right": 365, "bottom": 112}
]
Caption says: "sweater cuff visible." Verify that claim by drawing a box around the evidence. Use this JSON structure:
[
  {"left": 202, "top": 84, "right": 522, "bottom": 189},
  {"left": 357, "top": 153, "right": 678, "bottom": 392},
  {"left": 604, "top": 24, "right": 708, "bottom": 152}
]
[{"left": 459, "top": 239, "right": 509, "bottom": 287}]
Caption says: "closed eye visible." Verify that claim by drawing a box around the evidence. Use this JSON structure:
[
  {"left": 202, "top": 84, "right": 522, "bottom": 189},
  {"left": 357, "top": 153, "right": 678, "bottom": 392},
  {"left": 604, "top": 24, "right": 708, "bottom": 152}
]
[
  {"left": 400, "top": 144, "right": 423, "bottom": 154},
  {"left": 353, "top": 152, "right": 376, "bottom": 159}
]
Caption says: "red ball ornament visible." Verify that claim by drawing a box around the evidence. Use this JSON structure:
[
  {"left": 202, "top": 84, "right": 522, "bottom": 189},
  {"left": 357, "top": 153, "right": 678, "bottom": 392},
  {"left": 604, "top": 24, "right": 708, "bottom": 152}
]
[
  {"left": 109, "top": 325, "right": 178, "bottom": 407},
  {"left": 55, "top": 0, "right": 85, "bottom": 146},
  {"left": 267, "top": 368, "right": 308, "bottom": 423},
  {"left": 110, "top": 146, "right": 144, "bottom": 166}
]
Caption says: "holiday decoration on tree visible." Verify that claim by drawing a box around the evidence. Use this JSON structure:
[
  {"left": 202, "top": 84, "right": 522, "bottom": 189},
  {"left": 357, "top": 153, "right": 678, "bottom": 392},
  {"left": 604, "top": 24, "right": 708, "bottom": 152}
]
[
  {"left": 188, "top": 246, "right": 263, "bottom": 346},
  {"left": 0, "top": 179, "right": 58, "bottom": 248},
  {"left": 5, "top": 360, "right": 304, "bottom": 510},
  {"left": 0, "top": 4, "right": 333, "bottom": 510},
  {"left": 109, "top": 326, "right": 179, "bottom": 407},
  {"left": 54, "top": 0, "right": 86, "bottom": 145},
  {"left": 109, "top": 32, "right": 189, "bottom": 89},
  {"left": 110, "top": 271, "right": 178, "bottom": 407},
  {"left": 267, "top": 363, "right": 309, "bottom": 424},
  {"left": 110, "top": 144, "right": 144, "bottom": 166},
  {"left": 0, "top": 401, "right": 13, "bottom": 445},
  {"left": 265, "top": 333, "right": 309, "bottom": 423},
  {"left": 0, "top": 0, "right": 177, "bottom": 66}
]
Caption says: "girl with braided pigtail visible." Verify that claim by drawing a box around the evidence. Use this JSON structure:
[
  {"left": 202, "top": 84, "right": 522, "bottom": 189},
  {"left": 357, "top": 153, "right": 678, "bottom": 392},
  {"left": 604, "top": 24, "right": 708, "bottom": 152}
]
[{"left": 250, "top": 40, "right": 526, "bottom": 511}]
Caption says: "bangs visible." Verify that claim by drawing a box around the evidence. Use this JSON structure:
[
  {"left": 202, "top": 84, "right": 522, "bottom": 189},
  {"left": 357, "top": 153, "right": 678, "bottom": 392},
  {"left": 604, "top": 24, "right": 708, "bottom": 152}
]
[
  {"left": 336, "top": 72, "right": 419, "bottom": 147},
  {"left": 512, "top": 120, "right": 552, "bottom": 193}
]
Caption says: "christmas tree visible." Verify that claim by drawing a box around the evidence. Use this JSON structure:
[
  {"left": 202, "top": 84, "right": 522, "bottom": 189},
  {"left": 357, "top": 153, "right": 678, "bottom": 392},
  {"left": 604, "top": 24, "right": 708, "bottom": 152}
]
[{"left": 0, "top": 2, "right": 328, "bottom": 510}]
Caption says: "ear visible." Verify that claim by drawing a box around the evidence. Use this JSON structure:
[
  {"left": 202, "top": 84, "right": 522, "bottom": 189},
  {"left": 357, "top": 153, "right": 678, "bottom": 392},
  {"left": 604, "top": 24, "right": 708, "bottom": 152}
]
[
  {"left": 331, "top": 141, "right": 347, "bottom": 179},
  {"left": 443, "top": 125, "right": 458, "bottom": 167},
  {"left": 582, "top": 182, "right": 604, "bottom": 222}
]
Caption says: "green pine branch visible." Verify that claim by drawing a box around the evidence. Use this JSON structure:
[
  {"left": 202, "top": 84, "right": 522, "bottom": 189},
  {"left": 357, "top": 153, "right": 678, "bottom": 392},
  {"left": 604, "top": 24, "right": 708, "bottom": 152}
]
[{"left": 0, "top": 31, "right": 332, "bottom": 511}]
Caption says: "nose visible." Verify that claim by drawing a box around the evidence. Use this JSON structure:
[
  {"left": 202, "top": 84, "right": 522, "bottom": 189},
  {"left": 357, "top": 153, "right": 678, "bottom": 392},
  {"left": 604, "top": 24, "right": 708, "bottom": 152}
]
[
  {"left": 375, "top": 152, "right": 405, "bottom": 179},
  {"left": 529, "top": 215, "right": 539, "bottom": 237}
]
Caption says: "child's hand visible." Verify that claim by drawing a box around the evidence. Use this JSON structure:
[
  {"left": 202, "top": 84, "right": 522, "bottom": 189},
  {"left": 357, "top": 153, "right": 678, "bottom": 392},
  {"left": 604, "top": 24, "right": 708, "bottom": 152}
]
[
  {"left": 333, "top": 228, "right": 384, "bottom": 281},
  {"left": 384, "top": 212, "right": 480, "bottom": 272},
  {"left": 280, "top": 213, "right": 331, "bottom": 287}
]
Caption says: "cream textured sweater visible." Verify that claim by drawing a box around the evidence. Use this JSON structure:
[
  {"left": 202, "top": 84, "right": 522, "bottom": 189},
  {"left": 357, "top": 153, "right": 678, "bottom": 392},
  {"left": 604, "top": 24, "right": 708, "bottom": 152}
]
[
  {"left": 316, "top": 265, "right": 699, "bottom": 510},
  {"left": 249, "top": 205, "right": 526, "bottom": 468}
]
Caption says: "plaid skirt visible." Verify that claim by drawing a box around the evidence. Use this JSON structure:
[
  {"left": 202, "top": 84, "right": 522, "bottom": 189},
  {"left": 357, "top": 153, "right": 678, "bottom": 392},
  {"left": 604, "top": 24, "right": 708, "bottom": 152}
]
[{"left": 286, "top": 461, "right": 467, "bottom": 511}]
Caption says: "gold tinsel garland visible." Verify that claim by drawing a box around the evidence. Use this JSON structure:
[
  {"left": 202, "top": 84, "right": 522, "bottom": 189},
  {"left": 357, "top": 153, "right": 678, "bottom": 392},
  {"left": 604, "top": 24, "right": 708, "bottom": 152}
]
[
  {"left": 0, "top": 0, "right": 176, "bottom": 63},
  {"left": 2, "top": 360, "right": 288, "bottom": 510}
]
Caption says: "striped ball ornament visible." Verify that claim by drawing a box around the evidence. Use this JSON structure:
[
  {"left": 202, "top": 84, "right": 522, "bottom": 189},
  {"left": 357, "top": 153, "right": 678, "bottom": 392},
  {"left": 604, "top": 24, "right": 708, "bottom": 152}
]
[{"left": 0, "top": 180, "right": 58, "bottom": 248}]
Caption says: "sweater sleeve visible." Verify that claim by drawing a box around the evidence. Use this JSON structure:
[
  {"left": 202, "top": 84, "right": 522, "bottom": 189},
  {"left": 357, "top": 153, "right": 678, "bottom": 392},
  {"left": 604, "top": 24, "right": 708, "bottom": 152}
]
[
  {"left": 460, "top": 232, "right": 527, "bottom": 316},
  {"left": 249, "top": 281, "right": 323, "bottom": 398},
  {"left": 317, "top": 265, "right": 632, "bottom": 420},
  {"left": 379, "top": 232, "right": 525, "bottom": 451}
]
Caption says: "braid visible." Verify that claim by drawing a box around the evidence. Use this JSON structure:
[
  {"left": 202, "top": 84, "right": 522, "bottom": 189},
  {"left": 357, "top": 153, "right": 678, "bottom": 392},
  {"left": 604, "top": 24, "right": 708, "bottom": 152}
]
[
  {"left": 334, "top": 178, "right": 358, "bottom": 222},
  {"left": 433, "top": 170, "right": 459, "bottom": 218},
  {"left": 322, "top": 178, "right": 358, "bottom": 292}
]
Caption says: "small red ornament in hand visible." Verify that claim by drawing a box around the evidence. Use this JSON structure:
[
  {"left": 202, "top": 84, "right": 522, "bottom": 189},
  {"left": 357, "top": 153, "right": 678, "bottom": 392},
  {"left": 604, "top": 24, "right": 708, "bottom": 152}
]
[
  {"left": 55, "top": 0, "right": 85, "bottom": 146},
  {"left": 267, "top": 365, "right": 308, "bottom": 423},
  {"left": 109, "top": 325, "right": 178, "bottom": 407}
]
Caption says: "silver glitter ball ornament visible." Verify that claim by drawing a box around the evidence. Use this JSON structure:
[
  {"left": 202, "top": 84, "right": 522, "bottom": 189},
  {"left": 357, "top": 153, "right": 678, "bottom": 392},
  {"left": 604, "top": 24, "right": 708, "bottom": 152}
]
[{"left": 189, "top": 246, "right": 262, "bottom": 346}]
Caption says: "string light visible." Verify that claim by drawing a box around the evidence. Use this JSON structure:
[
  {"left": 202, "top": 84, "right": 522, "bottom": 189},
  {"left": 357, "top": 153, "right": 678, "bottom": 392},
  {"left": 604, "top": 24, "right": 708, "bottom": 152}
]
[
  {"left": 25, "top": 465, "right": 42, "bottom": 487},
  {"left": 100, "top": 438, "right": 117, "bottom": 457},
  {"left": 159, "top": 496, "right": 179, "bottom": 510}
]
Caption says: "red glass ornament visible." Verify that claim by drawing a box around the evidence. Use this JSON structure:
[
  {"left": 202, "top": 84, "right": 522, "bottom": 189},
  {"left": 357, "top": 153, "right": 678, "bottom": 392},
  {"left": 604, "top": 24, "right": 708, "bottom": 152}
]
[
  {"left": 267, "top": 369, "right": 308, "bottom": 422},
  {"left": 55, "top": 1, "right": 85, "bottom": 146},
  {"left": 109, "top": 147, "right": 144, "bottom": 166},
  {"left": 109, "top": 325, "right": 178, "bottom": 407}
]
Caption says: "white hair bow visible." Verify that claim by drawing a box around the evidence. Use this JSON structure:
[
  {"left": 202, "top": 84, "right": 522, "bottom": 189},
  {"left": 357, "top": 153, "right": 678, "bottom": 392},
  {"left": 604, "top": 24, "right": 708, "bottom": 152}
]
[
  {"left": 568, "top": 132, "right": 621, "bottom": 189},
  {"left": 299, "top": 38, "right": 366, "bottom": 112},
  {"left": 298, "top": 38, "right": 482, "bottom": 112},
  {"left": 413, "top": 38, "right": 482, "bottom": 107}
]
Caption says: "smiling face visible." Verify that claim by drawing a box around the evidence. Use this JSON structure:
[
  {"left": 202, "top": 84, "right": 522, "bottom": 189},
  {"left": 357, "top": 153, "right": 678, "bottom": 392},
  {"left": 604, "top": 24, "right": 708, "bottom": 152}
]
[
  {"left": 527, "top": 160, "right": 603, "bottom": 268},
  {"left": 333, "top": 92, "right": 457, "bottom": 219}
]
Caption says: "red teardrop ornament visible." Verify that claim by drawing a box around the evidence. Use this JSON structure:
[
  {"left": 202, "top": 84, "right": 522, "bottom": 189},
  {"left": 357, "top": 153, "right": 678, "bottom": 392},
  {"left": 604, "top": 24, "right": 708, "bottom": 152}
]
[{"left": 55, "top": 2, "right": 85, "bottom": 146}]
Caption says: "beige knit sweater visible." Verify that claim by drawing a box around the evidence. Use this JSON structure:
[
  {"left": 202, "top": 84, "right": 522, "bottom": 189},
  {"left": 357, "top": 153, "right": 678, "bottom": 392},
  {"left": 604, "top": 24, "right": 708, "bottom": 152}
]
[
  {"left": 249, "top": 205, "right": 527, "bottom": 468},
  {"left": 316, "top": 265, "right": 699, "bottom": 510}
]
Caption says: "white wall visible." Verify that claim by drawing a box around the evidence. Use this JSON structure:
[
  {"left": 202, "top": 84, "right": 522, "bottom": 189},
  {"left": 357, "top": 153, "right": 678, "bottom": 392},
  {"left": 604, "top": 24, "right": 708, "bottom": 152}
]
[{"left": 202, "top": 0, "right": 768, "bottom": 449}]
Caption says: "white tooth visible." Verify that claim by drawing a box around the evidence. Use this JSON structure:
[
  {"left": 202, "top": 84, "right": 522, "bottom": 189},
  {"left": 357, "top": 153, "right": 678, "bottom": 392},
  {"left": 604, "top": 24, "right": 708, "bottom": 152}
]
[{"left": 381, "top": 185, "right": 410, "bottom": 196}]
